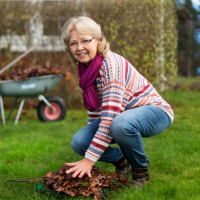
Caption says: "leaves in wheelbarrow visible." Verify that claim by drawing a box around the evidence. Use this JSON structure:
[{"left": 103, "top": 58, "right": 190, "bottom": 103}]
[
  {"left": 43, "top": 166, "right": 129, "bottom": 200},
  {"left": 0, "top": 64, "right": 68, "bottom": 81}
]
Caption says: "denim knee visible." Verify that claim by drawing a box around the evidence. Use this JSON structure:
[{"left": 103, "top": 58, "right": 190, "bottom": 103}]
[
  {"left": 71, "top": 134, "right": 87, "bottom": 156},
  {"left": 110, "top": 115, "right": 138, "bottom": 141}
]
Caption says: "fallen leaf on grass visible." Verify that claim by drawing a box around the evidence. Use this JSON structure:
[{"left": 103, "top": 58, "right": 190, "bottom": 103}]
[
  {"left": 45, "top": 171, "right": 53, "bottom": 178},
  {"left": 43, "top": 166, "right": 129, "bottom": 199},
  {"left": 56, "top": 186, "right": 65, "bottom": 192},
  {"left": 25, "top": 114, "right": 32, "bottom": 119},
  {"left": 12, "top": 115, "right": 23, "bottom": 120},
  {"left": 70, "top": 117, "right": 81, "bottom": 121},
  {"left": 63, "top": 189, "right": 76, "bottom": 196},
  {"left": 94, "top": 192, "right": 106, "bottom": 200}
]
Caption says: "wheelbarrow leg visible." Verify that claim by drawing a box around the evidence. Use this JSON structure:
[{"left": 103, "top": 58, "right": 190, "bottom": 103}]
[
  {"left": 15, "top": 98, "right": 26, "bottom": 125},
  {"left": 0, "top": 95, "right": 6, "bottom": 125},
  {"left": 6, "top": 97, "right": 18, "bottom": 122}
]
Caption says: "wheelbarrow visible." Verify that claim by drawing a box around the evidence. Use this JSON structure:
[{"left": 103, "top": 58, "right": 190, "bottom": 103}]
[
  {"left": 0, "top": 74, "right": 67, "bottom": 125},
  {"left": 0, "top": 42, "right": 67, "bottom": 125}
]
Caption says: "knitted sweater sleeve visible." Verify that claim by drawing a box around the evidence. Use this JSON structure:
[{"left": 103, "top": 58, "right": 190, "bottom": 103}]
[
  {"left": 87, "top": 110, "right": 101, "bottom": 125},
  {"left": 85, "top": 79, "right": 126, "bottom": 162}
]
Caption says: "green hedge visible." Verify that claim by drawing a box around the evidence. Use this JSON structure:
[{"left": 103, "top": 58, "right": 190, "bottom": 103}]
[{"left": 85, "top": 0, "right": 178, "bottom": 89}]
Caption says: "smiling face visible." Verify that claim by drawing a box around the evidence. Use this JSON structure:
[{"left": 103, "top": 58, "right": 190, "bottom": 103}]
[{"left": 69, "top": 29, "right": 99, "bottom": 66}]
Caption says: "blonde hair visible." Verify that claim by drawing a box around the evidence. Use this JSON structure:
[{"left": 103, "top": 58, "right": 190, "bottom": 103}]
[{"left": 61, "top": 16, "right": 110, "bottom": 65}]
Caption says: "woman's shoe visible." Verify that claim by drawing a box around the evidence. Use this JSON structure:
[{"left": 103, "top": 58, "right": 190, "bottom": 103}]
[
  {"left": 132, "top": 162, "right": 150, "bottom": 187},
  {"left": 113, "top": 156, "right": 132, "bottom": 177}
]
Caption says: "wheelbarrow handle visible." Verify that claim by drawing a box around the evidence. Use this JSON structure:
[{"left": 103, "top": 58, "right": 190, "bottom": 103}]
[{"left": 0, "top": 41, "right": 41, "bottom": 75}]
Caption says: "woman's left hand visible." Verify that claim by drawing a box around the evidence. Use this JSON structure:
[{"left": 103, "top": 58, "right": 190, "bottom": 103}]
[{"left": 65, "top": 157, "right": 95, "bottom": 178}]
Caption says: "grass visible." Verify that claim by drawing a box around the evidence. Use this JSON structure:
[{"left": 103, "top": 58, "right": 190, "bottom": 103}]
[
  {"left": 0, "top": 90, "right": 200, "bottom": 200},
  {"left": 175, "top": 76, "right": 200, "bottom": 84},
  {"left": 173, "top": 76, "right": 200, "bottom": 92}
]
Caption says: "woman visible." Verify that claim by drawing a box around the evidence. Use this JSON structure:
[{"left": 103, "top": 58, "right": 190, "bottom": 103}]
[{"left": 61, "top": 16, "right": 174, "bottom": 186}]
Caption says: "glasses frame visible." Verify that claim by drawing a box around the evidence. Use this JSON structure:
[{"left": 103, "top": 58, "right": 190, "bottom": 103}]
[{"left": 68, "top": 37, "right": 95, "bottom": 49}]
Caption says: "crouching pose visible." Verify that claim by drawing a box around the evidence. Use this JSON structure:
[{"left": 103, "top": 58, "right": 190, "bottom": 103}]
[{"left": 61, "top": 16, "right": 174, "bottom": 186}]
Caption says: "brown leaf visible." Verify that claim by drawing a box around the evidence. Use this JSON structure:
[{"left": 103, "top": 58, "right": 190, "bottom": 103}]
[
  {"left": 102, "top": 182, "right": 109, "bottom": 187},
  {"left": 93, "top": 192, "right": 106, "bottom": 200},
  {"left": 45, "top": 171, "right": 53, "bottom": 178},
  {"left": 89, "top": 187, "right": 100, "bottom": 194},
  {"left": 108, "top": 184, "right": 119, "bottom": 191},
  {"left": 63, "top": 189, "right": 76, "bottom": 196},
  {"left": 90, "top": 179, "right": 99, "bottom": 187},
  {"left": 62, "top": 180, "right": 70, "bottom": 186},
  {"left": 117, "top": 179, "right": 129, "bottom": 186},
  {"left": 45, "top": 185, "right": 52, "bottom": 190},
  {"left": 65, "top": 172, "right": 74, "bottom": 180},
  {"left": 71, "top": 179, "right": 81, "bottom": 187},
  {"left": 46, "top": 178, "right": 55, "bottom": 185},
  {"left": 56, "top": 186, "right": 65, "bottom": 192},
  {"left": 79, "top": 191, "right": 87, "bottom": 197}
]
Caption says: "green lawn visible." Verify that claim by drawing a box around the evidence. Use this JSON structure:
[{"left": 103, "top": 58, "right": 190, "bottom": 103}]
[{"left": 0, "top": 91, "right": 200, "bottom": 200}]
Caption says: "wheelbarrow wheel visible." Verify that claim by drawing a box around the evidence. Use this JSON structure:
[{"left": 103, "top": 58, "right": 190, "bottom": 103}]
[{"left": 37, "top": 96, "right": 66, "bottom": 122}]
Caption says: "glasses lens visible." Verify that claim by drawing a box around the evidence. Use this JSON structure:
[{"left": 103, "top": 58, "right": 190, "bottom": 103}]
[
  {"left": 69, "top": 38, "right": 94, "bottom": 48},
  {"left": 69, "top": 42, "right": 78, "bottom": 48}
]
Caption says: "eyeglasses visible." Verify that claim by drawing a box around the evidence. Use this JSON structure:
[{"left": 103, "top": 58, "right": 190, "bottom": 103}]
[{"left": 68, "top": 37, "right": 95, "bottom": 49}]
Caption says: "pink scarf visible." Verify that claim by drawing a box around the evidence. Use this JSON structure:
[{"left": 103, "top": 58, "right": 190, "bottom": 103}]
[{"left": 78, "top": 53, "right": 104, "bottom": 112}]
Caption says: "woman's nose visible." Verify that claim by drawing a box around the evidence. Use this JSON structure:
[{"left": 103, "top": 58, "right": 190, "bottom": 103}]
[{"left": 77, "top": 42, "right": 84, "bottom": 50}]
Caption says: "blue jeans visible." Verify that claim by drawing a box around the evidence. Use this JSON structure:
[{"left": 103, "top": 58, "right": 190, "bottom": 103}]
[{"left": 71, "top": 105, "right": 172, "bottom": 168}]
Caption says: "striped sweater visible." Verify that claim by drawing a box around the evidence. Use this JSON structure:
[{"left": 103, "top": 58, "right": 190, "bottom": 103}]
[{"left": 85, "top": 51, "right": 174, "bottom": 162}]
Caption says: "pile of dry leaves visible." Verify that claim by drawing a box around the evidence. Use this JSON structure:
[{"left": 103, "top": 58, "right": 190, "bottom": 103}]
[
  {"left": 44, "top": 166, "right": 129, "bottom": 200},
  {"left": 0, "top": 65, "right": 68, "bottom": 81}
]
